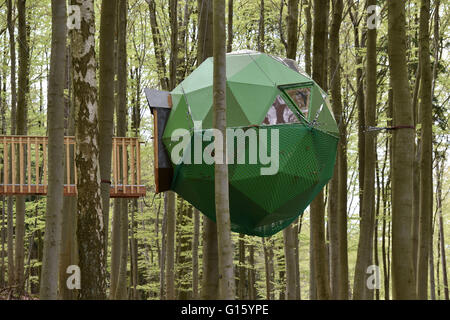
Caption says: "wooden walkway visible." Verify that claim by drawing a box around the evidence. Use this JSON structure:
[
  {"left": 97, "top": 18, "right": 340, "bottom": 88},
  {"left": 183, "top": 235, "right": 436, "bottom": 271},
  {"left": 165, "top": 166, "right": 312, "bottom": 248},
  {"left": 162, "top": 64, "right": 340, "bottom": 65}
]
[{"left": 0, "top": 136, "right": 146, "bottom": 198}]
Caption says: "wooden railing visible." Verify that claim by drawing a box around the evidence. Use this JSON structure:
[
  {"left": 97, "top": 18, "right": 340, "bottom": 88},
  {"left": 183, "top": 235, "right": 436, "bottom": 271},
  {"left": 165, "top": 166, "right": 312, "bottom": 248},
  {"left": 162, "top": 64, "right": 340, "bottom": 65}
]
[{"left": 0, "top": 136, "right": 145, "bottom": 198}]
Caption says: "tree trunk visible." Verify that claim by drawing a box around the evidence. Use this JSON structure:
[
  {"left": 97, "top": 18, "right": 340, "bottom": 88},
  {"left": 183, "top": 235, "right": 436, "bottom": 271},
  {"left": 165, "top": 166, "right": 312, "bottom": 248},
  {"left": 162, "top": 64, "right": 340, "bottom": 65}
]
[
  {"left": 429, "top": 210, "right": 436, "bottom": 300},
  {"left": 198, "top": 0, "right": 219, "bottom": 300},
  {"left": 354, "top": 0, "right": 377, "bottom": 300},
  {"left": 14, "top": 0, "right": 29, "bottom": 294},
  {"left": 6, "top": 0, "right": 16, "bottom": 138},
  {"left": 6, "top": 0, "right": 16, "bottom": 288},
  {"left": 286, "top": 0, "right": 298, "bottom": 59},
  {"left": 213, "top": 0, "right": 235, "bottom": 299},
  {"left": 114, "top": 200, "right": 128, "bottom": 300},
  {"left": 429, "top": 1, "right": 440, "bottom": 301},
  {"left": 387, "top": 0, "right": 416, "bottom": 300},
  {"left": 0, "top": 197, "right": 4, "bottom": 288},
  {"left": 110, "top": 200, "right": 121, "bottom": 298},
  {"left": 258, "top": 0, "right": 265, "bottom": 52},
  {"left": 295, "top": 220, "right": 301, "bottom": 299},
  {"left": 350, "top": 3, "right": 366, "bottom": 221},
  {"left": 177, "top": 202, "right": 193, "bottom": 300},
  {"left": 238, "top": 234, "right": 246, "bottom": 299},
  {"left": 283, "top": 226, "right": 297, "bottom": 299},
  {"left": 169, "top": 0, "right": 178, "bottom": 91},
  {"left": 39, "top": 0, "right": 66, "bottom": 300},
  {"left": 374, "top": 157, "right": 381, "bottom": 300},
  {"left": 248, "top": 244, "right": 256, "bottom": 299},
  {"left": 192, "top": 208, "right": 200, "bottom": 298},
  {"left": 282, "top": 0, "right": 300, "bottom": 301},
  {"left": 303, "top": 0, "right": 311, "bottom": 76},
  {"left": 416, "top": 0, "right": 433, "bottom": 300},
  {"left": 146, "top": 0, "right": 169, "bottom": 90},
  {"left": 310, "top": 0, "right": 330, "bottom": 301},
  {"left": 328, "top": 0, "right": 348, "bottom": 300},
  {"left": 98, "top": 0, "right": 118, "bottom": 261},
  {"left": 262, "top": 237, "right": 274, "bottom": 299},
  {"left": 165, "top": 191, "right": 176, "bottom": 299},
  {"left": 71, "top": 0, "right": 106, "bottom": 300},
  {"left": 109, "top": 12, "right": 122, "bottom": 294},
  {"left": 435, "top": 155, "right": 448, "bottom": 300},
  {"left": 114, "top": 0, "right": 129, "bottom": 300},
  {"left": 227, "top": 0, "right": 233, "bottom": 52}
]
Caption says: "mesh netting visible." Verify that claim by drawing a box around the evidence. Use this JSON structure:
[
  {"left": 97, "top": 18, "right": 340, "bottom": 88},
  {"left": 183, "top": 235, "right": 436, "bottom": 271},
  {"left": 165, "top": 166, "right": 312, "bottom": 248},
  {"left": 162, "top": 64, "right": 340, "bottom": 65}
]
[{"left": 170, "top": 123, "right": 338, "bottom": 237}]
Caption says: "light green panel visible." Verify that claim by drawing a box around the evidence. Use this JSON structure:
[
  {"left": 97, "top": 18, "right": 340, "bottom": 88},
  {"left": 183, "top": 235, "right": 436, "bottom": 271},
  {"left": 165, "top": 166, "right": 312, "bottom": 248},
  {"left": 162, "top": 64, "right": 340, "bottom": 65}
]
[
  {"left": 316, "top": 107, "right": 340, "bottom": 136},
  {"left": 225, "top": 54, "right": 254, "bottom": 78},
  {"left": 308, "top": 86, "right": 325, "bottom": 122},
  {"left": 163, "top": 95, "right": 192, "bottom": 142},
  {"left": 176, "top": 58, "right": 213, "bottom": 92},
  {"left": 227, "top": 81, "right": 278, "bottom": 125},
  {"left": 255, "top": 54, "right": 311, "bottom": 85},
  {"left": 184, "top": 86, "right": 213, "bottom": 121},
  {"left": 228, "top": 58, "right": 277, "bottom": 87},
  {"left": 200, "top": 86, "right": 251, "bottom": 129}
]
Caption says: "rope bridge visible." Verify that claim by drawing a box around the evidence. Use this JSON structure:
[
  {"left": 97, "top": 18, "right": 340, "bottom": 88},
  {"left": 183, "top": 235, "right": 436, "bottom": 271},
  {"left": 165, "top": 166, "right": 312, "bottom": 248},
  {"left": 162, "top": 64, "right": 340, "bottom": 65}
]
[{"left": 0, "top": 136, "right": 146, "bottom": 198}]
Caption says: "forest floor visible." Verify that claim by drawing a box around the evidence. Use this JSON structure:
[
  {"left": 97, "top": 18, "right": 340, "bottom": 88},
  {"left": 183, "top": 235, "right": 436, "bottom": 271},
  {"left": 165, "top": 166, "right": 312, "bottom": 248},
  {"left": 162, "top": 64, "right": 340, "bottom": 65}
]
[{"left": 0, "top": 287, "right": 37, "bottom": 300}]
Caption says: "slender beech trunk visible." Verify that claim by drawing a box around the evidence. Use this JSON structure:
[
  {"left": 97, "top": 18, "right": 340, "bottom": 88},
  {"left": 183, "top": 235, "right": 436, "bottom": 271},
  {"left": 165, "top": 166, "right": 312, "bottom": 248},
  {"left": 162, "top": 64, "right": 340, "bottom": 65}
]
[
  {"left": 354, "top": 0, "right": 377, "bottom": 300},
  {"left": 429, "top": 209, "right": 436, "bottom": 300},
  {"left": 108, "top": 0, "right": 121, "bottom": 300},
  {"left": 146, "top": 0, "right": 169, "bottom": 90},
  {"left": 58, "top": 43, "right": 78, "bottom": 300},
  {"left": 374, "top": 156, "right": 380, "bottom": 300},
  {"left": 162, "top": 0, "right": 180, "bottom": 301},
  {"left": 110, "top": 200, "right": 121, "bottom": 298},
  {"left": 350, "top": 4, "right": 366, "bottom": 220},
  {"left": 169, "top": 0, "right": 178, "bottom": 91},
  {"left": 310, "top": 0, "right": 330, "bottom": 300},
  {"left": 435, "top": 156, "right": 448, "bottom": 300},
  {"left": 178, "top": 202, "right": 193, "bottom": 300},
  {"left": 0, "top": 197, "right": 4, "bottom": 288},
  {"left": 283, "top": 0, "right": 300, "bottom": 300},
  {"left": 0, "top": 65, "right": 4, "bottom": 287},
  {"left": 258, "top": 0, "right": 265, "bottom": 52},
  {"left": 303, "top": 0, "right": 311, "bottom": 76},
  {"left": 114, "top": 0, "right": 129, "bottom": 300},
  {"left": 328, "top": 0, "right": 348, "bottom": 300},
  {"left": 286, "top": 0, "right": 298, "bottom": 59},
  {"left": 98, "top": 0, "right": 118, "bottom": 262},
  {"left": 165, "top": 191, "right": 176, "bottom": 299},
  {"left": 388, "top": 0, "right": 417, "bottom": 300},
  {"left": 198, "top": 0, "right": 219, "bottom": 300},
  {"left": 248, "top": 244, "right": 256, "bottom": 299},
  {"left": 192, "top": 208, "right": 200, "bottom": 298},
  {"left": 157, "top": 196, "right": 166, "bottom": 298},
  {"left": 429, "top": 0, "right": 440, "bottom": 301},
  {"left": 295, "top": 220, "right": 301, "bottom": 299},
  {"left": 283, "top": 226, "right": 297, "bottom": 299},
  {"left": 39, "top": 0, "right": 66, "bottom": 300},
  {"left": 416, "top": 0, "right": 433, "bottom": 300},
  {"left": 71, "top": 0, "right": 106, "bottom": 300},
  {"left": 15, "top": 0, "right": 29, "bottom": 294},
  {"left": 262, "top": 237, "right": 274, "bottom": 299},
  {"left": 238, "top": 234, "right": 246, "bottom": 299},
  {"left": 213, "top": 0, "right": 235, "bottom": 300},
  {"left": 227, "top": 0, "right": 233, "bottom": 52},
  {"left": 6, "top": 0, "right": 16, "bottom": 287}
]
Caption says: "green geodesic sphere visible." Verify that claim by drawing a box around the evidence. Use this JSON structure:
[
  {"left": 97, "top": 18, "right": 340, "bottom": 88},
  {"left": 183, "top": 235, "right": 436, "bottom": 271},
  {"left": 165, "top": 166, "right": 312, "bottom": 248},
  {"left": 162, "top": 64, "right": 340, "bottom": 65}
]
[{"left": 164, "top": 51, "right": 339, "bottom": 237}]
